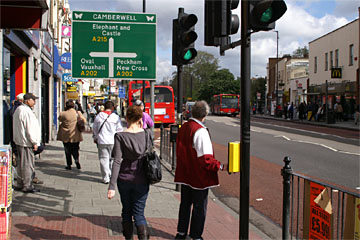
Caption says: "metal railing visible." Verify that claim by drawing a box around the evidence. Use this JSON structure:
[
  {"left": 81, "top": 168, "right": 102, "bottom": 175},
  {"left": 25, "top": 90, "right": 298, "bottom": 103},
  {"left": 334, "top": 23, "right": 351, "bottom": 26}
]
[
  {"left": 159, "top": 124, "right": 176, "bottom": 171},
  {"left": 282, "top": 156, "right": 360, "bottom": 240}
]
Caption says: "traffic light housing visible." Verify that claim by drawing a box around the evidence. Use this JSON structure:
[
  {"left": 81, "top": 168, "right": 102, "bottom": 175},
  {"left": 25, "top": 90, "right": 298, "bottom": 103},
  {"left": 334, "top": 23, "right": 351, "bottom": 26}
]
[
  {"left": 249, "top": 0, "right": 287, "bottom": 32},
  {"left": 172, "top": 8, "right": 198, "bottom": 66},
  {"left": 205, "top": 0, "right": 239, "bottom": 46}
]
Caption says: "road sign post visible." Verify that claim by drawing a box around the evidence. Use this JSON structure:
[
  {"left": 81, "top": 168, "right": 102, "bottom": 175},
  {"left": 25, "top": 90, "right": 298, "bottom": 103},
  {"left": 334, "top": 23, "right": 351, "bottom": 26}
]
[{"left": 72, "top": 11, "right": 156, "bottom": 79}]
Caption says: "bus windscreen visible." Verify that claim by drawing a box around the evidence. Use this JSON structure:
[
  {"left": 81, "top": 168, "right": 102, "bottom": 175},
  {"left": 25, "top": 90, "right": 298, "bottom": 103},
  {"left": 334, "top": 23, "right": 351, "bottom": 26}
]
[
  {"left": 222, "top": 97, "right": 238, "bottom": 109},
  {"left": 144, "top": 88, "right": 173, "bottom": 103}
]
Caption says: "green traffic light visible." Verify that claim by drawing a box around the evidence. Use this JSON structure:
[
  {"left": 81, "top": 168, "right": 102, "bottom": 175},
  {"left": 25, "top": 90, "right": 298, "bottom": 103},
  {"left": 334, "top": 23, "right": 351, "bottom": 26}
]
[
  {"left": 183, "top": 50, "right": 193, "bottom": 61},
  {"left": 260, "top": 7, "right": 273, "bottom": 23}
]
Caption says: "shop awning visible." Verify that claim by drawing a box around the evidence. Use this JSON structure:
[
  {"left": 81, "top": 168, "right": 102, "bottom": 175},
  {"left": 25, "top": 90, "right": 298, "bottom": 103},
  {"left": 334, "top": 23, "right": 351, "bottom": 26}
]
[{"left": 0, "top": 0, "right": 49, "bottom": 30}]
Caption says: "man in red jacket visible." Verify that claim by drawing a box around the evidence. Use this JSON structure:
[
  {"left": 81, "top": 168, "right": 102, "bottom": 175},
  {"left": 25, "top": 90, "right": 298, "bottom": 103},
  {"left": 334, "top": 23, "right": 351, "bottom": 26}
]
[{"left": 174, "top": 100, "right": 227, "bottom": 240}]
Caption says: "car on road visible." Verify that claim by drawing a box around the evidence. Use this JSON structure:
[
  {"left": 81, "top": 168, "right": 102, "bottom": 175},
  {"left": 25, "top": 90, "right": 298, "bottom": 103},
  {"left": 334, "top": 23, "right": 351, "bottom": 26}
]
[{"left": 182, "top": 101, "right": 195, "bottom": 120}]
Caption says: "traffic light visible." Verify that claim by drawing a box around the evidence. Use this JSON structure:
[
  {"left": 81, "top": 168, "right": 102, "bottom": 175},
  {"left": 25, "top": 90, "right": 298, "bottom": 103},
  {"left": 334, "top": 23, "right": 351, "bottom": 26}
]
[
  {"left": 205, "top": 0, "right": 239, "bottom": 46},
  {"left": 249, "top": 0, "right": 287, "bottom": 32},
  {"left": 172, "top": 8, "right": 198, "bottom": 66}
]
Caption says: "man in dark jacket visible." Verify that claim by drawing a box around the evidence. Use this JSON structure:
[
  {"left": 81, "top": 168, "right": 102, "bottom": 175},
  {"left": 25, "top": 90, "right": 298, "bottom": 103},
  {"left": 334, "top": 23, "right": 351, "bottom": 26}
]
[{"left": 174, "top": 101, "right": 227, "bottom": 240}]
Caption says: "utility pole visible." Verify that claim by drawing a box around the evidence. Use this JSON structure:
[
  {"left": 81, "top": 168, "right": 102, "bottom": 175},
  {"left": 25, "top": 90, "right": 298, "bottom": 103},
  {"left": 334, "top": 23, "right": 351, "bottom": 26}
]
[
  {"left": 240, "top": 0, "right": 250, "bottom": 238},
  {"left": 275, "top": 30, "right": 279, "bottom": 116}
]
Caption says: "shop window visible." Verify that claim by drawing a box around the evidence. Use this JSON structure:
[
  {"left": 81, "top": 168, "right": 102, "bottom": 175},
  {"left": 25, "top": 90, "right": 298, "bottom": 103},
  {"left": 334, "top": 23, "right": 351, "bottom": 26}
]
[{"left": 2, "top": 48, "right": 11, "bottom": 104}]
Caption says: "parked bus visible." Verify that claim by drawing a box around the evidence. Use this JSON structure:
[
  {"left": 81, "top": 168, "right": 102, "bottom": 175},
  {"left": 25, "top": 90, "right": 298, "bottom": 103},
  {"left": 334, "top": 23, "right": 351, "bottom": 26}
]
[
  {"left": 211, "top": 94, "right": 240, "bottom": 116},
  {"left": 140, "top": 85, "right": 176, "bottom": 126},
  {"left": 128, "top": 80, "right": 150, "bottom": 106}
]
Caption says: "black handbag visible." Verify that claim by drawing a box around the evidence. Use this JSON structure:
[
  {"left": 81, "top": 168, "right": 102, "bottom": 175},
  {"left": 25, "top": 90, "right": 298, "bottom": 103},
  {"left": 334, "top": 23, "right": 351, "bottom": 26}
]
[{"left": 144, "top": 129, "right": 162, "bottom": 184}]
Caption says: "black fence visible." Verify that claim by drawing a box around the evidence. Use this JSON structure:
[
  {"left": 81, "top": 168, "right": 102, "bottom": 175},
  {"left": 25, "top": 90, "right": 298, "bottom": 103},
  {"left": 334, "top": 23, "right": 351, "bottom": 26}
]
[
  {"left": 159, "top": 125, "right": 176, "bottom": 171},
  {"left": 282, "top": 156, "right": 360, "bottom": 240}
]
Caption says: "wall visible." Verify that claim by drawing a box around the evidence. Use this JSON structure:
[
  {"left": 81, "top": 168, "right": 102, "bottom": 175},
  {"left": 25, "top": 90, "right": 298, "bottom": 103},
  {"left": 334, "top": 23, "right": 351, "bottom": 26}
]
[{"left": 309, "top": 19, "right": 359, "bottom": 86}]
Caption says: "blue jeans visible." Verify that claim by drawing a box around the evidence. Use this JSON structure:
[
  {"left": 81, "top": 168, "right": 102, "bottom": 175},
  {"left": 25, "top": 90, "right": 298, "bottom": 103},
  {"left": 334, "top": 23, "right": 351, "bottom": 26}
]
[{"left": 117, "top": 180, "right": 149, "bottom": 226}]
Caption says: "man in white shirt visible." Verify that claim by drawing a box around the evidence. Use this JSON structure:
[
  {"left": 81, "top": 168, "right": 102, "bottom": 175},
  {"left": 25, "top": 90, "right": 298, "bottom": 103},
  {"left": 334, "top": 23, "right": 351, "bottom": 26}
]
[
  {"left": 13, "top": 93, "right": 41, "bottom": 193},
  {"left": 93, "top": 101, "right": 123, "bottom": 184}
]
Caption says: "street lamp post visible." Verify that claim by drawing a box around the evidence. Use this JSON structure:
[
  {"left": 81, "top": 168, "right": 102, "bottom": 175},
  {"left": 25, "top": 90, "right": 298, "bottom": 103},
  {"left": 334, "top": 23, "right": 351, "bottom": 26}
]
[{"left": 275, "top": 30, "right": 279, "bottom": 116}]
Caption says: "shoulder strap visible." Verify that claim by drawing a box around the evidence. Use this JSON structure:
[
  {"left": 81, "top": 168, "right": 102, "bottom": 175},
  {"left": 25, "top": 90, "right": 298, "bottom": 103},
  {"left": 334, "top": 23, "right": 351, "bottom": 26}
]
[
  {"left": 98, "top": 113, "right": 112, "bottom": 134},
  {"left": 144, "top": 129, "right": 153, "bottom": 153}
]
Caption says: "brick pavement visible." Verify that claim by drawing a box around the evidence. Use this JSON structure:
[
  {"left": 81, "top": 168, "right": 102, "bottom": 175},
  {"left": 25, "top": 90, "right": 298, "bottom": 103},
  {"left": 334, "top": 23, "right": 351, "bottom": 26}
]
[{"left": 9, "top": 131, "right": 269, "bottom": 240}]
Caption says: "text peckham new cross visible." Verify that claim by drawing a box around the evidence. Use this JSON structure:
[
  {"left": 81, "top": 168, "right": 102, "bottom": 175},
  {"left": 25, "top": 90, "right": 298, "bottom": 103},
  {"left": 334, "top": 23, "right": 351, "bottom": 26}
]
[{"left": 72, "top": 11, "right": 156, "bottom": 79}]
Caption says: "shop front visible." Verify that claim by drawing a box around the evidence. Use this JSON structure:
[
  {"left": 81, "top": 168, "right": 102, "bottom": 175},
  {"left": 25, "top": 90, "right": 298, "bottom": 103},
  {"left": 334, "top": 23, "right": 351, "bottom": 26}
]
[
  {"left": 1, "top": 30, "right": 37, "bottom": 144},
  {"left": 308, "top": 81, "right": 357, "bottom": 119}
]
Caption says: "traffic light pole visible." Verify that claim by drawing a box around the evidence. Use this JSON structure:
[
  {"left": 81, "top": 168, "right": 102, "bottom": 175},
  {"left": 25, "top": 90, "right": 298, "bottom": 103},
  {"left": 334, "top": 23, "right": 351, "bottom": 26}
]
[
  {"left": 240, "top": 0, "right": 250, "bottom": 239},
  {"left": 177, "top": 65, "right": 183, "bottom": 122}
]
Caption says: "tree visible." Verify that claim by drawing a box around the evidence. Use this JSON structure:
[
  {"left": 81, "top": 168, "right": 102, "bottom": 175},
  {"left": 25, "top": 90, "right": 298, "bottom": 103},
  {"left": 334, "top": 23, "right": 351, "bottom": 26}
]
[
  {"left": 197, "top": 68, "right": 240, "bottom": 103},
  {"left": 292, "top": 46, "right": 309, "bottom": 58},
  {"left": 250, "top": 77, "right": 266, "bottom": 112},
  {"left": 170, "top": 51, "right": 220, "bottom": 101}
]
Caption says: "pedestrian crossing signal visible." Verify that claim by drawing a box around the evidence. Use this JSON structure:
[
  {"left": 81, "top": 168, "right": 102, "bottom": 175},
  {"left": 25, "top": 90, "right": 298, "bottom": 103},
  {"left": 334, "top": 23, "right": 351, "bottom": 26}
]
[{"left": 228, "top": 141, "right": 240, "bottom": 173}]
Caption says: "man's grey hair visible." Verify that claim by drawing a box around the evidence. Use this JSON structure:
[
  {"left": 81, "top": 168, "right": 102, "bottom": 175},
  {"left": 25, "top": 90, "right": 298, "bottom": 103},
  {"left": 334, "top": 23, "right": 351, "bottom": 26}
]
[{"left": 191, "top": 100, "right": 210, "bottom": 119}]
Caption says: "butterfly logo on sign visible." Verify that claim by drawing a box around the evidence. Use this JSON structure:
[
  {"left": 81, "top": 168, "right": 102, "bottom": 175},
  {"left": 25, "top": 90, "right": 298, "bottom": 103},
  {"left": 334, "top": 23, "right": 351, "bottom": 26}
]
[
  {"left": 146, "top": 16, "right": 154, "bottom": 22},
  {"left": 74, "top": 13, "right": 83, "bottom": 19}
]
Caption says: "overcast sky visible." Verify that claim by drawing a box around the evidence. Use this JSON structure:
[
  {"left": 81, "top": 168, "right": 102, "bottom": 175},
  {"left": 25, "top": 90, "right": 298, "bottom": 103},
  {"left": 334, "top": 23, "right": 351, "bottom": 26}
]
[{"left": 68, "top": 0, "right": 359, "bottom": 82}]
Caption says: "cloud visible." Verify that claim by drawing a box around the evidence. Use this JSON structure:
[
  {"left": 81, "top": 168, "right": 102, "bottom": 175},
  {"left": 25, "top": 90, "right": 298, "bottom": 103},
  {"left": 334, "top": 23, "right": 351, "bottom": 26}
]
[
  {"left": 248, "top": 1, "right": 352, "bottom": 77},
  {"left": 334, "top": 0, "right": 359, "bottom": 19},
  {"left": 68, "top": 0, "right": 357, "bottom": 80}
]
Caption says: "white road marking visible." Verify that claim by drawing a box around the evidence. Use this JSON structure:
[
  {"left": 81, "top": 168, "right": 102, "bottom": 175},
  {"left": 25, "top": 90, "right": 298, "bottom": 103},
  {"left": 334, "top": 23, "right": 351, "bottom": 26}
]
[
  {"left": 273, "top": 136, "right": 360, "bottom": 156},
  {"left": 282, "top": 136, "right": 291, "bottom": 141},
  {"left": 251, "top": 128, "right": 262, "bottom": 133}
]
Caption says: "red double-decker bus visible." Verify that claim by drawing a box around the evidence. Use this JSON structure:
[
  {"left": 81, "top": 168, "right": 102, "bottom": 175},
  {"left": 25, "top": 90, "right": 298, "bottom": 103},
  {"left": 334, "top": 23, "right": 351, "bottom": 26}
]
[
  {"left": 128, "top": 80, "right": 150, "bottom": 106},
  {"left": 211, "top": 94, "right": 240, "bottom": 116},
  {"left": 140, "top": 85, "right": 176, "bottom": 126}
]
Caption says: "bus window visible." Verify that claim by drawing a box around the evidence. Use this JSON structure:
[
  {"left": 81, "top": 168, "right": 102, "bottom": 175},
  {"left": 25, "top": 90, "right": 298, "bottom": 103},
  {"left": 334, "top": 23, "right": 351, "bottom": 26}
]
[
  {"left": 144, "top": 87, "right": 173, "bottom": 103},
  {"left": 222, "top": 97, "right": 238, "bottom": 108}
]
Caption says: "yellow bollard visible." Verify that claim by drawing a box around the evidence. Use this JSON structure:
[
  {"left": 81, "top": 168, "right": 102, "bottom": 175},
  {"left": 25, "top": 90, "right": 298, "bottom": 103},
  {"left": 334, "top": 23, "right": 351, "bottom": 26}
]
[{"left": 228, "top": 141, "right": 240, "bottom": 173}]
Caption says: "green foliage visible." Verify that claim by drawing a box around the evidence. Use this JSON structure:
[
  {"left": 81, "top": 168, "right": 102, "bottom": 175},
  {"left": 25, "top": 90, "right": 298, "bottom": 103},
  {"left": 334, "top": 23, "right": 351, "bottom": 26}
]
[
  {"left": 292, "top": 46, "right": 309, "bottom": 58},
  {"left": 197, "top": 69, "right": 240, "bottom": 103},
  {"left": 250, "top": 77, "right": 266, "bottom": 104},
  {"left": 170, "top": 51, "right": 220, "bottom": 100}
]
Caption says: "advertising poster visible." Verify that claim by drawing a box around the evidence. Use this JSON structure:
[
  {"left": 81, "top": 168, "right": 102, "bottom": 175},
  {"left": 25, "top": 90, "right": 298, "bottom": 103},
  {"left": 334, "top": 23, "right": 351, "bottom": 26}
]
[
  {"left": 309, "top": 182, "right": 332, "bottom": 240},
  {"left": 0, "top": 147, "right": 11, "bottom": 208}
]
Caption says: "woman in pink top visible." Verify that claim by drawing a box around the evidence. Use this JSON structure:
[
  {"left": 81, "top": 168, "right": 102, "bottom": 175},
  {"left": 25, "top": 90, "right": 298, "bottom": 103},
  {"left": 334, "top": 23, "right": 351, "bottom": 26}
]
[{"left": 134, "top": 100, "right": 154, "bottom": 129}]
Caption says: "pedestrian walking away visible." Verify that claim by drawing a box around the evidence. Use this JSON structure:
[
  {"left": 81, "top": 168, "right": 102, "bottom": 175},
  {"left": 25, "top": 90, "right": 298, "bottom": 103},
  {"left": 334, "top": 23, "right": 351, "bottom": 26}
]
[
  {"left": 57, "top": 99, "right": 86, "bottom": 170},
  {"left": 174, "top": 100, "right": 228, "bottom": 240},
  {"left": 93, "top": 100, "right": 123, "bottom": 184},
  {"left": 12, "top": 93, "right": 42, "bottom": 193},
  {"left": 107, "top": 105, "right": 152, "bottom": 240}
]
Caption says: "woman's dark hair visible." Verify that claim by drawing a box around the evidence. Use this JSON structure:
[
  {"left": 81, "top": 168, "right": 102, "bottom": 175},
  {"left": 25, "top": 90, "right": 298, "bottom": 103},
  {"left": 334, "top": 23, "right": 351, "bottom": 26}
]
[
  {"left": 65, "top": 100, "right": 75, "bottom": 110},
  {"left": 126, "top": 106, "right": 143, "bottom": 124}
]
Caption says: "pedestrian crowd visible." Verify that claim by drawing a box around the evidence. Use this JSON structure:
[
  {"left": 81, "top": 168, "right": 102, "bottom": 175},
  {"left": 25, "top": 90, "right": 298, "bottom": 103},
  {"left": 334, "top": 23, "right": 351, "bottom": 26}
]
[
  {"left": 8, "top": 94, "right": 230, "bottom": 239},
  {"left": 262, "top": 100, "right": 360, "bottom": 125}
]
